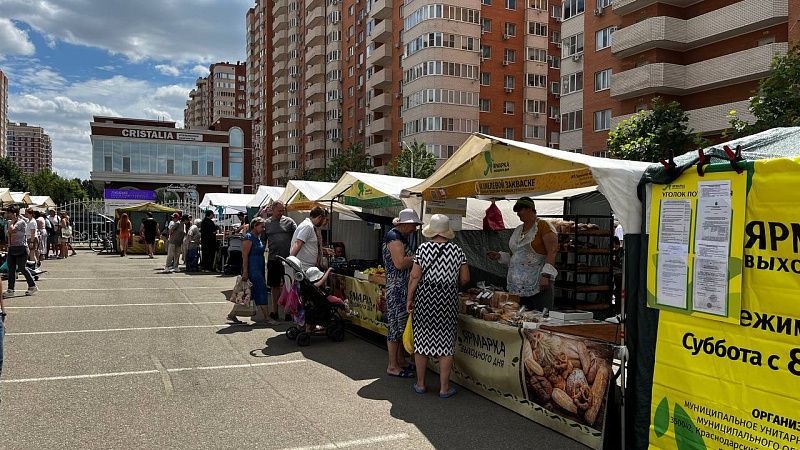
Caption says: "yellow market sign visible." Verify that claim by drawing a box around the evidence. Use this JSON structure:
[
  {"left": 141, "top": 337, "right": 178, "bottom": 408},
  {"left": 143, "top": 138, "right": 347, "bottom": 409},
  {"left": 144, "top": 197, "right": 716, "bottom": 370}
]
[{"left": 341, "top": 181, "right": 401, "bottom": 208}]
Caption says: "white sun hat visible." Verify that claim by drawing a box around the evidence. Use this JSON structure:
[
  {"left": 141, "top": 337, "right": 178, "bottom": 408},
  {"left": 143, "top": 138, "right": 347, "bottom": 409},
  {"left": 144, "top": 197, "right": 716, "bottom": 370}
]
[{"left": 422, "top": 214, "right": 455, "bottom": 240}]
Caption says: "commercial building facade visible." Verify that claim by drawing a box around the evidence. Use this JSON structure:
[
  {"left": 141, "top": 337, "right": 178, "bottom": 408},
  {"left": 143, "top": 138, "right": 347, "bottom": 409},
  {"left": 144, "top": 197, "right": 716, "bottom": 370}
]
[
  {"left": 184, "top": 62, "right": 248, "bottom": 130},
  {"left": 90, "top": 116, "right": 254, "bottom": 198},
  {"left": 0, "top": 70, "right": 7, "bottom": 158},
  {"left": 6, "top": 122, "right": 52, "bottom": 174}
]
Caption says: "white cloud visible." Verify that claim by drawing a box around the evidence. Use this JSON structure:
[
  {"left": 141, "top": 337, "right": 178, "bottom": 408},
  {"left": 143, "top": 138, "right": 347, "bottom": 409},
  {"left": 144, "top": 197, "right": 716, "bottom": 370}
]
[
  {"left": 191, "top": 64, "right": 209, "bottom": 77},
  {"left": 154, "top": 64, "right": 180, "bottom": 77},
  {"left": 8, "top": 73, "right": 193, "bottom": 179},
  {"left": 2, "top": 0, "right": 250, "bottom": 64},
  {"left": 0, "top": 18, "right": 35, "bottom": 56}
]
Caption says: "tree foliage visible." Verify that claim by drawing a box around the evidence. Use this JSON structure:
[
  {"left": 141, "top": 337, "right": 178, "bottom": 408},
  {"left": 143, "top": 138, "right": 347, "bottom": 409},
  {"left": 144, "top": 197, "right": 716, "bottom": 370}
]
[
  {"left": 27, "top": 169, "right": 87, "bottom": 205},
  {"left": 0, "top": 157, "right": 28, "bottom": 191},
  {"left": 305, "top": 143, "right": 375, "bottom": 182},
  {"left": 728, "top": 44, "right": 800, "bottom": 138},
  {"left": 608, "top": 97, "right": 707, "bottom": 162},
  {"left": 387, "top": 140, "right": 436, "bottom": 179}
]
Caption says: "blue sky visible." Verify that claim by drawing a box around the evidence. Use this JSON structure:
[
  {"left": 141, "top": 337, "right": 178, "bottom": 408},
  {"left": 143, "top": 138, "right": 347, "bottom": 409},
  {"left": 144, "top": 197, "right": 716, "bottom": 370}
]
[{"left": 0, "top": 0, "right": 252, "bottom": 179}]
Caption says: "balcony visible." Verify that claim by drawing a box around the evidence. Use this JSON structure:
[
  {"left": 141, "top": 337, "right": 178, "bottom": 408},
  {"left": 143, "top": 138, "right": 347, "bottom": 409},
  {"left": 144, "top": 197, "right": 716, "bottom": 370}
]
[
  {"left": 305, "top": 102, "right": 325, "bottom": 117},
  {"left": 273, "top": 77, "right": 287, "bottom": 91},
  {"left": 369, "top": 93, "right": 391, "bottom": 112},
  {"left": 273, "top": 47, "right": 288, "bottom": 62},
  {"left": 305, "top": 139, "right": 325, "bottom": 152},
  {"left": 367, "top": 141, "right": 392, "bottom": 158},
  {"left": 273, "top": 122, "right": 288, "bottom": 134},
  {"left": 369, "top": 0, "right": 392, "bottom": 20},
  {"left": 305, "top": 0, "right": 322, "bottom": 10},
  {"left": 272, "top": 0, "right": 287, "bottom": 16},
  {"left": 304, "top": 26, "right": 325, "bottom": 47},
  {"left": 366, "top": 68, "right": 391, "bottom": 90},
  {"left": 272, "top": 153, "right": 288, "bottom": 164},
  {"left": 306, "top": 83, "right": 325, "bottom": 99},
  {"left": 612, "top": 0, "right": 789, "bottom": 58},
  {"left": 305, "top": 157, "right": 326, "bottom": 170},
  {"left": 612, "top": 0, "right": 698, "bottom": 15},
  {"left": 371, "top": 19, "right": 392, "bottom": 44},
  {"left": 367, "top": 117, "right": 391, "bottom": 136},
  {"left": 610, "top": 43, "right": 788, "bottom": 99},
  {"left": 306, "top": 6, "right": 324, "bottom": 28},
  {"left": 272, "top": 32, "right": 285, "bottom": 49},
  {"left": 273, "top": 92, "right": 288, "bottom": 107},
  {"left": 304, "top": 45, "right": 324, "bottom": 65},
  {"left": 273, "top": 138, "right": 288, "bottom": 149},
  {"left": 306, "top": 120, "right": 325, "bottom": 134},
  {"left": 273, "top": 64, "right": 288, "bottom": 78},
  {"left": 274, "top": 17, "right": 288, "bottom": 33},
  {"left": 306, "top": 64, "right": 324, "bottom": 82},
  {"left": 367, "top": 44, "right": 391, "bottom": 67}
]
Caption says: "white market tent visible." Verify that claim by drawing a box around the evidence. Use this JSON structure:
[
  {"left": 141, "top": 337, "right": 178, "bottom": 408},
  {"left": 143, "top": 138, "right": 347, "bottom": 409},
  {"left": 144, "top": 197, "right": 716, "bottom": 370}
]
[
  {"left": 10, "top": 192, "right": 33, "bottom": 205},
  {"left": 276, "top": 180, "right": 336, "bottom": 211},
  {"left": 30, "top": 196, "right": 56, "bottom": 208},
  {"left": 0, "top": 188, "right": 13, "bottom": 205},
  {"left": 317, "top": 172, "right": 423, "bottom": 210},
  {"left": 247, "top": 186, "right": 286, "bottom": 210},
  {"left": 199, "top": 193, "right": 255, "bottom": 215},
  {"left": 403, "top": 133, "right": 652, "bottom": 233}
]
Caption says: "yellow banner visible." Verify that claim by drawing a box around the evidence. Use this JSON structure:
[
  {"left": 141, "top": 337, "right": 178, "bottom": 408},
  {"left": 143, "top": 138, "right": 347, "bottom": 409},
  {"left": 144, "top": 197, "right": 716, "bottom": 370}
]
[
  {"left": 647, "top": 170, "right": 747, "bottom": 323},
  {"left": 650, "top": 158, "right": 800, "bottom": 449},
  {"left": 330, "top": 275, "right": 387, "bottom": 336}
]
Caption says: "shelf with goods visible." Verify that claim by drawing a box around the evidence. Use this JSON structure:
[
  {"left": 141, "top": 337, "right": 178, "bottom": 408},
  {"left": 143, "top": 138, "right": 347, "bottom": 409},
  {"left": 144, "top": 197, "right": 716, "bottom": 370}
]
[{"left": 548, "top": 214, "right": 615, "bottom": 315}]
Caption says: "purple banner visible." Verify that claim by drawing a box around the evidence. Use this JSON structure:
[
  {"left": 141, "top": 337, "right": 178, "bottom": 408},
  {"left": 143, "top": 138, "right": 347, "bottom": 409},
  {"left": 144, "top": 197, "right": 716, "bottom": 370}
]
[{"left": 103, "top": 189, "right": 156, "bottom": 201}]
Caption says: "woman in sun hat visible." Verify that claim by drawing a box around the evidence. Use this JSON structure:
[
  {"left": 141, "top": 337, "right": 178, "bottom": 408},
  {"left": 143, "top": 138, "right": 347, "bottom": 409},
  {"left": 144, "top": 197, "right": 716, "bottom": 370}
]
[
  {"left": 382, "top": 208, "right": 422, "bottom": 378},
  {"left": 406, "top": 214, "right": 469, "bottom": 398}
]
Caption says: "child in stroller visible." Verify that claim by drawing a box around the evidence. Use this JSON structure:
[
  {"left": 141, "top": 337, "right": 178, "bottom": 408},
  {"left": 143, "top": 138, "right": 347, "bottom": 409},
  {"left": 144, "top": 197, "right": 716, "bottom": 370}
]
[{"left": 278, "top": 256, "right": 348, "bottom": 346}]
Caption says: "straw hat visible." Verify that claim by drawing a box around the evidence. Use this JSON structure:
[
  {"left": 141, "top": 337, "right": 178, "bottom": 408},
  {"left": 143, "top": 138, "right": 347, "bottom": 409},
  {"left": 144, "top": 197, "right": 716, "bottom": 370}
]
[
  {"left": 396, "top": 208, "right": 422, "bottom": 225},
  {"left": 422, "top": 214, "right": 455, "bottom": 240},
  {"left": 305, "top": 267, "right": 324, "bottom": 283}
]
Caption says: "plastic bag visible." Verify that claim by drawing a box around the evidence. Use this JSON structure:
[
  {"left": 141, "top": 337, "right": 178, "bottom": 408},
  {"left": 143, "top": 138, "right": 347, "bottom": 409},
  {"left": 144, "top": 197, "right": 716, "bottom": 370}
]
[
  {"left": 229, "top": 275, "right": 253, "bottom": 305},
  {"left": 402, "top": 313, "right": 414, "bottom": 354},
  {"left": 231, "top": 301, "right": 256, "bottom": 317}
]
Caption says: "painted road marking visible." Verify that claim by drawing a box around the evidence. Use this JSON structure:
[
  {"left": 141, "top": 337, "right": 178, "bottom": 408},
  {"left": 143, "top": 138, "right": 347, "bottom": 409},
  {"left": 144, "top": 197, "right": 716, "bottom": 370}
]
[
  {"left": 6, "top": 324, "right": 243, "bottom": 336},
  {"left": 6, "top": 301, "right": 228, "bottom": 309},
  {"left": 279, "top": 433, "right": 411, "bottom": 450},
  {"left": 36, "top": 287, "right": 223, "bottom": 292},
  {"left": 0, "top": 360, "right": 308, "bottom": 384}
]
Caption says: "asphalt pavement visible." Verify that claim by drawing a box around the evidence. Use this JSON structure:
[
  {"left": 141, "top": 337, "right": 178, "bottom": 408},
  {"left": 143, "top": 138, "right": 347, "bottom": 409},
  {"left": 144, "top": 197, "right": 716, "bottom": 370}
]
[{"left": 0, "top": 251, "right": 587, "bottom": 449}]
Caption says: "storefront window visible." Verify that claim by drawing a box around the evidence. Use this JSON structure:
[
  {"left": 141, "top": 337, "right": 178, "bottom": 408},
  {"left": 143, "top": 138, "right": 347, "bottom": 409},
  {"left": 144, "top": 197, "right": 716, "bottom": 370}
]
[{"left": 91, "top": 138, "right": 222, "bottom": 177}]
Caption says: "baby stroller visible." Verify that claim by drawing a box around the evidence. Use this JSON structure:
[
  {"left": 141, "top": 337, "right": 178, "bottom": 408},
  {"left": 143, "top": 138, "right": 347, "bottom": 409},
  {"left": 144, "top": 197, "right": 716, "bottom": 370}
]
[{"left": 278, "top": 255, "right": 347, "bottom": 347}]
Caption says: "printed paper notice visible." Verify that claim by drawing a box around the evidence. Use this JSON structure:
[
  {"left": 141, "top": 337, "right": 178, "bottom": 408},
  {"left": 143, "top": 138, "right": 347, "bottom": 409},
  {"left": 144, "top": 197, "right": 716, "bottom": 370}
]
[
  {"left": 692, "top": 257, "right": 728, "bottom": 315},
  {"left": 695, "top": 180, "right": 732, "bottom": 260},
  {"left": 657, "top": 253, "right": 689, "bottom": 309},
  {"left": 658, "top": 200, "right": 692, "bottom": 253}
]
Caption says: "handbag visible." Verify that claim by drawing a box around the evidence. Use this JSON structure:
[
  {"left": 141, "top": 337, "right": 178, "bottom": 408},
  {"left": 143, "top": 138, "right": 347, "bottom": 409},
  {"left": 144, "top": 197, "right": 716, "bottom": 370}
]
[
  {"left": 229, "top": 275, "right": 253, "bottom": 306},
  {"left": 8, "top": 245, "right": 27, "bottom": 256},
  {"left": 61, "top": 226, "right": 73, "bottom": 239},
  {"left": 402, "top": 313, "right": 414, "bottom": 354}
]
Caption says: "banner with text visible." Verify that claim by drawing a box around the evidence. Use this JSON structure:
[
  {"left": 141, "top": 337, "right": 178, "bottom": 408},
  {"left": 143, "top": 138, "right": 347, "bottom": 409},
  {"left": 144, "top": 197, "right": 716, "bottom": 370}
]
[
  {"left": 330, "top": 275, "right": 387, "bottom": 336},
  {"left": 649, "top": 158, "right": 800, "bottom": 449}
]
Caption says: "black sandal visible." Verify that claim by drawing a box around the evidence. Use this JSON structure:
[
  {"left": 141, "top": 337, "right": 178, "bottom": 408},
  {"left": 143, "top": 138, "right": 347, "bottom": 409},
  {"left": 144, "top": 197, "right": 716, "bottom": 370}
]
[{"left": 226, "top": 314, "right": 244, "bottom": 324}]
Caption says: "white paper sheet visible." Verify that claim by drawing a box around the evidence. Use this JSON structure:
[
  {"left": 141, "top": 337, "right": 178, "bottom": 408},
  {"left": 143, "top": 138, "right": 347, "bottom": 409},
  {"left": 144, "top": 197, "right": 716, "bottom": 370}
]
[
  {"left": 658, "top": 200, "right": 692, "bottom": 254},
  {"left": 657, "top": 253, "right": 689, "bottom": 309},
  {"left": 695, "top": 181, "right": 732, "bottom": 260},
  {"left": 692, "top": 257, "right": 728, "bottom": 315}
]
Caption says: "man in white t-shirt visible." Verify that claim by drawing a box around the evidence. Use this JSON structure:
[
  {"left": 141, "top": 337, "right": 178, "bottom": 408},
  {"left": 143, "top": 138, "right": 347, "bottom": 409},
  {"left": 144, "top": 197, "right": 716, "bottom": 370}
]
[
  {"left": 24, "top": 209, "right": 38, "bottom": 264},
  {"left": 289, "top": 206, "right": 329, "bottom": 269},
  {"left": 614, "top": 220, "right": 624, "bottom": 248}
]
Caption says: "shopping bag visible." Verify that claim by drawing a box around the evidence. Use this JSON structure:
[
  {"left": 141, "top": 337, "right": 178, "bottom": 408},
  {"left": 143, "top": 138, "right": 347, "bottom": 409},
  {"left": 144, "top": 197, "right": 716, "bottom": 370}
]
[
  {"left": 229, "top": 275, "right": 253, "bottom": 305},
  {"left": 231, "top": 300, "right": 256, "bottom": 317},
  {"left": 402, "top": 313, "right": 414, "bottom": 354}
]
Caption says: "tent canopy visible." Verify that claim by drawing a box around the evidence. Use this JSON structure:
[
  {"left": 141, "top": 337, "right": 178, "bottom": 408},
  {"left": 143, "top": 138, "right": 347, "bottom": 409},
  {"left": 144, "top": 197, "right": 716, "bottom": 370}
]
[
  {"left": 247, "top": 186, "right": 285, "bottom": 209},
  {"left": 0, "top": 188, "right": 13, "bottom": 205},
  {"left": 9, "top": 192, "right": 32, "bottom": 205},
  {"left": 318, "top": 172, "right": 424, "bottom": 209},
  {"left": 114, "top": 202, "right": 178, "bottom": 215},
  {"left": 30, "top": 196, "right": 56, "bottom": 208},
  {"left": 277, "top": 180, "right": 336, "bottom": 211},
  {"left": 199, "top": 193, "right": 255, "bottom": 215},
  {"left": 403, "top": 133, "right": 652, "bottom": 233}
]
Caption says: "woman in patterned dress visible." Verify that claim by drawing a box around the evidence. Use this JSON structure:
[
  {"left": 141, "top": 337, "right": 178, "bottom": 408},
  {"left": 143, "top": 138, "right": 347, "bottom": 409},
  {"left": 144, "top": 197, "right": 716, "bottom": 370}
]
[{"left": 406, "top": 214, "right": 469, "bottom": 398}]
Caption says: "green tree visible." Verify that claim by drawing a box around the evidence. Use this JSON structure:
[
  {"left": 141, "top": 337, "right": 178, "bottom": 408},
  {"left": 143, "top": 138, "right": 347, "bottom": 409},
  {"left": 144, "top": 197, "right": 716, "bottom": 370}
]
[
  {"left": 0, "top": 157, "right": 28, "bottom": 191},
  {"left": 728, "top": 44, "right": 800, "bottom": 138},
  {"left": 314, "top": 143, "right": 375, "bottom": 182},
  {"left": 77, "top": 178, "right": 103, "bottom": 199},
  {"left": 27, "top": 169, "right": 87, "bottom": 205},
  {"left": 608, "top": 97, "right": 707, "bottom": 162},
  {"left": 387, "top": 140, "right": 436, "bottom": 179}
]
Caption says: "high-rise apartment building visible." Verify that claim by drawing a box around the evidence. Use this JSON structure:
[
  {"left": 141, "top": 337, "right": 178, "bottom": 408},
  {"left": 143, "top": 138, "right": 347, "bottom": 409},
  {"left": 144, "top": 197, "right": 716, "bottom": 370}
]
[
  {"left": 184, "top": 62, "right": 248, "bottom": 130},
  {"left": 247, "top": 3, "right": 270, "bottom": 187},
  {"left": 0, "top": 70, "right": 8, "bottom": 158},
  {"left": 250, "top": 0, "right": 562, "bottom": 185},
  {"left": 6, "top": 122, "right": 52, "bottom": 174}
]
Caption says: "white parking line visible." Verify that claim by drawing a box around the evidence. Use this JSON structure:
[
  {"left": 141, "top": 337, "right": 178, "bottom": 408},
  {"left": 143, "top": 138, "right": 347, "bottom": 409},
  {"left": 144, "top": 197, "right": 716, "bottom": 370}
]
[
  {"left": 36, "top": 287, "right": 223, "bottom": 292},
  {"left": 40, "top": 277, "right": 216, "bottom": 280},
  {"left": 278, "top": 433, "right": 410, "bottom": 450},
  {"left": 6, "top": 324, "right": 240, "bottom": 336},
  {"left": 6, "top": 301, "right": 228, "bottom": 309},
  {"left": 0, "top": 360, "right": 308, "bottom": 384}
]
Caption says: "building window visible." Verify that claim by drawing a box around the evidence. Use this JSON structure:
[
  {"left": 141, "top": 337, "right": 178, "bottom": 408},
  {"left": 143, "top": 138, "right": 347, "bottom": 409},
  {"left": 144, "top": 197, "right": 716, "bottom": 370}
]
[
  {"left": 504, "top": 75, "right": 515, "bottom": 89},
  {"left": 595, "top": 69, "right": 611, "bottom": 91},
  {"left": 479, "top": 125, "right": 490, "bottom": 134},
  {"left": 561, "top": 110, "right": 583, "bottom": 132},
  {"left": 104, "top": 156, "right": 112, "bottom": 172},
  {"left": 479, "top": 99, "right": 491, "bottom": 112},
  {"left": 504, "top": 48, "right": 516, "bottom": 63},
  {"left": 551, "top": 82, "right": 560, "bottom": 94},
  {"left": 504, "top": 127, "right": 514, "bottom": 139},
  {"left": 597, "top": 0, "right": 612, "bottom": 8},
  {"left": 596, "top": 26, "right": 617, "bottom": 50},
  {"left": 561, "top": 33, "right": 584, "bottom": 58},
  {"left": 525, "top": 125, "right": 546, "bottom": 139},
  {"left": 561, "top": 71, "right": 583, "bottom": 95},
  {"left": 551, "top": 30, "right": 561, "bottom": 43},
  {"left": 525, "top": 99, "right": 545, "bottom": 114},
  {"left": 503, "top": 101, "right": 515, "bottom": 115},
  {"left": 481, "top": 18, "right": 492, "bottom": 32},
  {"left": 166, "top": 159, "right": 175, "bottom": 175},
  {"left": 480, "top": 72, "right": 491, "bottom": 85},
  {"left": 122, "top": 157, "right": 130, "bottom": 173},
  {"left": 528, "top": 22, "right": 547, "bottom": 37},
  {"left": 526, "top": 47, "right": 547, "bottom": 62},
  {"left": 481, "top": 45, "right": 491, "bottom": 59},
  {"left": 548, "top": 55, "right": 561, "bottom": 69},
  {"left": 526, "top": 73, "right": 546, "bottom": 88},
  {"left": 504, "top": 22, "right": 517, "bottom": 37},
  {"left": 549, "top": 106, "right": 560, "bottom": 118},
  {"left": 482, "top": 0, "right": 492, "bottom": 4},
  {"left": 229, "top": 127, "right": 244, "bottom": 147},
  {"left": 506, "top": 0, "right": 517, "bottom": 9},
  {"left": 529, "top": 0, "right": 547, "bottom": 10},
  {"left": 562, "top": 0, "right": 585, "bottom": 20},
  {"left": 593, "top": 109, "right": 612, "bottom": 131}
]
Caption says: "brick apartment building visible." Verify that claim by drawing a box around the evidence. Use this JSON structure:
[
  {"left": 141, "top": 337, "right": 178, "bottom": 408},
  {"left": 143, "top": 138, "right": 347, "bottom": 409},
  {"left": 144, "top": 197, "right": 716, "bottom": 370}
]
[
  {"left": 184, "top": 62, "right": 248, "bottom": 130},
  {"left": 0, "top": 70, "right": 7, "bottom": 158},
  {"left": 6, "top": 122, "right": 52, "bottom": 174},
  {"left": 248, "top": 0, "right": 563, "bottom": 185}
]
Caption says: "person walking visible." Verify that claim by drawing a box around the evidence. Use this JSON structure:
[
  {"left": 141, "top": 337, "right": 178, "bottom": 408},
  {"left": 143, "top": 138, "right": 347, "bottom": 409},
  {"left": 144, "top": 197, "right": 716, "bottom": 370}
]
[
  {"left": 382, "top": 208, "right": 422, "bottom": 378},
  {"left": 164, "top": 215, "right": 187, "bottom": 273},
  {"left": 140, "top": 212, "right": 160, "bottom": 259},
  {"left": 23, "top": 209, "right": 38, "bottom": 266},
  {"left": 58, "top": 211, "right": 71, "bottom": 259},
  {"left": 34, "top": 211, "right": 47, "bottom": 267},
  {"left": 118, "top": 213, "right": 132, "bottom": 257},
  {"left": 65, "top": 215, "right": 77, "bottom": 256},
  {"left": 407, "top": 214, "right": 469, "bottom": 398},
  {"left": 185, "top": 218, "right": 202, "bottom": 272},
  {"left": 264, "top": 201, "right": 296, "bottom": 321},
  {"left": 180, "top": 214, "right": 193, "bottom": 266},
  {"left": 200, "top": 210, "right": 219, "bottom": 272},
  {"left": 289, "top": 206, "right": 329, "bottom": 270},
  {"left": 45, "top": 209, "right": 58, "bottom": 259},
  {"left": 5, "top": 206, "right": 38, "bottom": 296},
  {"left": 228, "top": 217, "right": 268, "bottom": 324}
]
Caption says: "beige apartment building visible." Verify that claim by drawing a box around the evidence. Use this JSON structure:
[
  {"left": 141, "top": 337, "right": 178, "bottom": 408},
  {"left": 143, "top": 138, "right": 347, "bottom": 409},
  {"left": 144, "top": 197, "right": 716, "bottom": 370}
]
[
  {"left": 247, "top": 3, "right": 269, "bottom": 187},
  {"left": 184, "top": 62, "right": 247, "bottom": 130},
  {"left": 6, "top": 122, "right": 52, "bottom": 174},
  {"left": 0, "top": 70, "right": 7, "bottom": 158}
]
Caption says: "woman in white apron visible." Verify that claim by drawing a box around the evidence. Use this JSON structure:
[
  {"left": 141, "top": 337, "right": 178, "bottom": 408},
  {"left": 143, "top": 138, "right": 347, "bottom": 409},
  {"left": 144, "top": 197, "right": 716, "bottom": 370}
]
[{"left": 488, "top": 197, "right": 559, "bottom": 310}]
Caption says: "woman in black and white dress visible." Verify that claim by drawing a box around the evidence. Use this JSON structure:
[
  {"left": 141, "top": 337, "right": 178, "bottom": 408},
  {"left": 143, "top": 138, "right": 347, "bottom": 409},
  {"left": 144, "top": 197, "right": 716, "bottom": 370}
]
[{"left": 406, "top": 214, "right": 469, "bottom": 398}]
